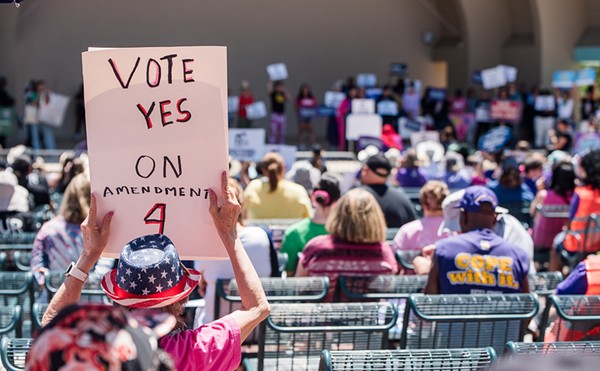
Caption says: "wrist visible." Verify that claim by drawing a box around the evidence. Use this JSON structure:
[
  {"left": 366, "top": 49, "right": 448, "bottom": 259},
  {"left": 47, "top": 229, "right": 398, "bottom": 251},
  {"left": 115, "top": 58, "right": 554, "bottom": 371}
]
[{"left": 76, "top": 252, "right": 98, "bottom": 274}]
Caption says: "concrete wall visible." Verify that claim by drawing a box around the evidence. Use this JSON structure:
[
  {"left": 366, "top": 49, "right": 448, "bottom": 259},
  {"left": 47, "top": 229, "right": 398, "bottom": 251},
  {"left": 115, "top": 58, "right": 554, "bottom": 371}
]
[
  {"left": 3, "top": 0, "right": 446, "bottom": 145},
  {"left": 586, "top": 0, "right": 600, "bottom": 28}
]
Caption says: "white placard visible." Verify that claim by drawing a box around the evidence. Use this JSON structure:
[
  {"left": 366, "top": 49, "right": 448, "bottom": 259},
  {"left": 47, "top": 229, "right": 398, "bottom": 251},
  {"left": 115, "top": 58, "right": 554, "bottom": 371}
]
[
  {"left": 37, "top": 93, "right": 71, "bottom": 127},
  {"left": 266, "top": 63, "right": 288, "bottom": 81},
  {"left": 356, "top": 73, "right": 377, "bottom": 88},
  {"left": 228, "top": 96, "right": 239, "bottom": 113},
  {"left": 398, "top": 116, "right": 424, "bottom": 139},
  {"left": 228, "top": 128, "right": 266, "bottom": 162},
  {"left": 324, "top": 91, "right": 346, "bottom": 108},
  {"left": 351, "top": 99, "right": 376, "bottom": 114},
  {"left": 481, "top": 66, "right": 507, "bottom": 89},
  {"left": 345, "top": 114, "right": 382, "bottom": 140},
  {"left": 246, "top": 101, "right": 267, "bottom": 120},
  {"left": 576, "top": 69, "right": 596, "bottom": 87},
  {"left": 499, "top": 65, "right": 518, "bottom": 83},
  {"left": 377, "top": 101, "right": 399, "bottom": 116},
  {"left": 83, "top": 46, "right": 228, "bottom": 259},
  {"left": 262, "top": 144, "right": 296, "bottom": 169},
  {"left": 534, "top": 96, "right": 556, "bottom": 111}
]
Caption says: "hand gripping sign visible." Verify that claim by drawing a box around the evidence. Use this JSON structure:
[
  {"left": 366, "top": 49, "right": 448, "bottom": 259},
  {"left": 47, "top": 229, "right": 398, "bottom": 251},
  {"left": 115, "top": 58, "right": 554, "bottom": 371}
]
[{"left": 82, "top": 46, "right": 229, "bottom": 259}]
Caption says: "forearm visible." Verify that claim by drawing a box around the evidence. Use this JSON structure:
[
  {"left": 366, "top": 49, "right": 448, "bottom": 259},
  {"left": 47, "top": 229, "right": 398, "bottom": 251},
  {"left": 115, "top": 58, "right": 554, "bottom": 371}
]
[{"left": 41, "top": 252, "right": 97, "bottom": 326}]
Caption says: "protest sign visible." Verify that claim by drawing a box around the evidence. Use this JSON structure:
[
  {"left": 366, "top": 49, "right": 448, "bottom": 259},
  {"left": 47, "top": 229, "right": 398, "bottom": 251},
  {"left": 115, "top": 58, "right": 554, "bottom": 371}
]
[
  {"left": 552, "top": 70, "right": 576, "bottom": 89},
  {"left": 345, "top": 114, "right": 382, "bottom": 140},
  {"left": 478, "top": 126, "right": 512, "bottom": 153},
  {"left": 38, "top": 92, "right": 70, "bottom": 127},
  {"left": 499, "top": 65, "right": 517, "bottom": 83},
  {"left": 228, "top": 128, "right": 266, "bottom": 162},
  {"left": 266, "top": 63, "right": 288, "bottom": 81},
  {"left": 390, "top": 63, "right": 407, "bottom": 76},
  {"left": 534, "top": 96, "right": 556, "bottom": 111},
  {"left": 83, "top": 46, "right": 228, "bottom": 259},
  {"left": 351, "top": 99, "right": 376, "bottom": 114},
  {"left": 324, "top": 91, "right": 346, "bottom": 108},
  {"left": 317, "top": 105, "right": 336, "bottom": 117},
  {"left": 262, "top": 144, "right": 296, "bottom": 169},
  {"left": 228, "top": 96, "right": 239, "bottom": 113},
  {"left": 427, "top": 88, "right": 447, "bottom": 101},
  {"left": 574, "top": 132, "right": 600, "bottom": 155},
  {"left": 365, "top": 88, "right": 382, "bottom": 100},
  {"left": 576, "top": 69, "right": 596, "bottom": 86},
  {"left": 449, "top": 113, "right": 475, "bottom": 142},
  {"left": 475, "top": 106, "right": 491, "bottom": 122},
  {"left": 471, "top": 71, "right": 483, "bottom": 85},
  {"left": 410, "top": 131, "right": 440, "bottom": 147},
  {"left": 246, "top": 101, "right": 267, "bottom": 120},
  {"left": 356, "top": 73, "right": 377, "bottom": 88},
  {"left": 377, "top": 100, "right": 399, "bottom": 116},
  {"left": 398, "top": 116, "right": 424, "bottom": 139},
  {"left": 0, "top": 108, "right": 15, "bottom": 136},
  {"left": 481, "top": 66, "right": 507, "bottom": 89},
  {"left": 490, "top": 99, "right": 522, "bottom": 123}
]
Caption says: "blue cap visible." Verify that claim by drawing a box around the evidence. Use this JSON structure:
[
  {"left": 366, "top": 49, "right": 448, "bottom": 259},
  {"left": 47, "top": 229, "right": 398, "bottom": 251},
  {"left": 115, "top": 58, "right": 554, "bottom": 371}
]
[{"left": 456, "top": 186, "right": 508, "bottom": 214}]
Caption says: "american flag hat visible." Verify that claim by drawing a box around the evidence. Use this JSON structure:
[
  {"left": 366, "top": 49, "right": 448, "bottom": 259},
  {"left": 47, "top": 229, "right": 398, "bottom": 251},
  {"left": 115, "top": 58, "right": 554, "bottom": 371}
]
[{"left": 101, "top": 234, "right": 201, "bottom": 309}]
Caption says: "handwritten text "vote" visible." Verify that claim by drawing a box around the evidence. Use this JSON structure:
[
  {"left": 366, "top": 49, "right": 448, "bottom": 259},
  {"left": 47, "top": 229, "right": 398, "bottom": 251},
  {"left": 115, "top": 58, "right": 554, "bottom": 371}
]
[{"left": 108, "top": 54, "right": 194, "bottom": 130}]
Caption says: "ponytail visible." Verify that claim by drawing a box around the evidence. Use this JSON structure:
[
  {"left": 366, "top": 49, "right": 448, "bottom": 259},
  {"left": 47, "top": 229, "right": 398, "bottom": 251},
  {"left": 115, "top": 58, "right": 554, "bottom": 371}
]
[
  {"left": 261, "top": 152, "right": 285, "bottom": 193},
  {"left": 267, "top": 162, "right": 280, "bottom": 192}
]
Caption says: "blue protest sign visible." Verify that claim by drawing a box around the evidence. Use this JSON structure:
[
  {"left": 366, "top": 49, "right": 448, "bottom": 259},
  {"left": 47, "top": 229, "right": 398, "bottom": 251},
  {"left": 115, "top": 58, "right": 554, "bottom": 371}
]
[
  {"left": 365, "top": 88, "right": 383, "bottom": 100},
  {"left": 472, "top": 71, "right": 483, "bottom": 85},
  {"left": 299, "top": 108, "right": 317, "bottom": 119},
  {"left": 317, "top": 105, "right": 336, "bottom": 117},
  {"left": 390, "top": 63, "right": 408, "bottom": 76},
  {"left": 478, "top": 126, "right": 512, "bottom": 153},
  {"left": 428, "top": 88, "right": 447, "bottom": 101},
  {"left": 576, "top": 69, "right": 596, "bottom": 86},
  {"left": 356, "top": 136, "right": 384, "bottom": 152},
  {"left": 552, "top": 70, "right": 576, "bottom": 89},
  {"left": 574, "top": 132, "right": 600, "bottom": 155}
]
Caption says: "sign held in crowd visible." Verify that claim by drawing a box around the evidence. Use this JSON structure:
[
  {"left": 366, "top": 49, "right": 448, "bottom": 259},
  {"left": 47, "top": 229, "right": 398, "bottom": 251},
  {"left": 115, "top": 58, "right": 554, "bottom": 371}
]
[
  {"left": 490, "top": 99, "right": 522, "bottom": 123},
  {"left": 228, "top": 128, "right": 266, "bottom": 162},
  {"left": 83, "top": 46, "right": 229, "bottom": 259},
  {"left": 266, "top": 63, "right": 288, "bottom": 81}
]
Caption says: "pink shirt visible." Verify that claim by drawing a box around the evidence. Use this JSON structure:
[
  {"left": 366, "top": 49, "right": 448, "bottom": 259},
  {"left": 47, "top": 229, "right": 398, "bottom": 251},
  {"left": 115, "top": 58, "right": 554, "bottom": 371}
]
[
  {"left": 159, "top": 314, "right": 241, "bottom": 371},
  {"left": 392, "top": 216, "right": 449, "bottom": 251}
]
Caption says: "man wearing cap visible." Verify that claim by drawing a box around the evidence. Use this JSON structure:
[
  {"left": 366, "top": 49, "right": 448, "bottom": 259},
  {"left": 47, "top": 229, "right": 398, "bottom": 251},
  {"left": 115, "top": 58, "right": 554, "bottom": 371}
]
[
  {"left": 360, "top": 153, "right": 416, "bottom": 228},
  {"left": 425, "top": 186, "right": 530, "bottom": 295}
]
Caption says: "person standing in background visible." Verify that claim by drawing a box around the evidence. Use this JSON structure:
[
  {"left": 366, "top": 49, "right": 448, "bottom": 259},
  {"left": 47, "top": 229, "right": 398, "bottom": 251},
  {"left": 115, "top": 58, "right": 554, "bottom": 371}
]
[
  {"left": 580, "top": 84, "right": 599, "bottom": 122},
  {"left": 73, "top": 84, "right": 85, "bottom": 140},
  {"left": 238, "top": 80, "right": 254, "bottom": 129},
  {"left": 268, "top": 80, "right": 290, "bottom": 144},
  {"left": 29, "top": 80, "right": 56, "bottom": 150},
  {"left": 296, "top": 84, "right": 317, "bottom": 150}
]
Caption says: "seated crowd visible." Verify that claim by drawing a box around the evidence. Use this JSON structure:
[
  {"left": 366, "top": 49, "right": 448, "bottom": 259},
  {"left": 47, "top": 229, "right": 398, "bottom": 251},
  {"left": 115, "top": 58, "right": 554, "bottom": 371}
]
[{"left": 0, "top": 139, "right": 597, "bottom": 369}]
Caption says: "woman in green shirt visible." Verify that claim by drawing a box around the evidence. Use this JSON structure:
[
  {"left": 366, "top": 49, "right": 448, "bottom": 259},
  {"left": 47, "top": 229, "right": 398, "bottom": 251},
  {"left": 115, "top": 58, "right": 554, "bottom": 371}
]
[{"left": 281, "top": 173, "right": 341, "bottom": 274}]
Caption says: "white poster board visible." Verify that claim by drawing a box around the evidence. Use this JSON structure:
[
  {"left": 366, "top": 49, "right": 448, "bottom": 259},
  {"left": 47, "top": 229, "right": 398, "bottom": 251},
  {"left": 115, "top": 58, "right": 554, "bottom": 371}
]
[
  {"left": 37, "top": 93, "right": 71, "bottom": 127},
  {"left": 576, "top": 69, "right": 596, "bottom": 86},
  {"left": 351, "top": 99, "right": 376, "bottom": 114},
  {"left": 324, "top": 91, "right": 346, "bottom": 108},
  {"left": 83, "top": 46, "right": 228, "bottom": 259},
  {"left": 228, "top": 128, "right": 266, "bottom": 162},
  {"left": 266, "top": 63, "right": 288, "bottom": 81},
  {"left": 345, "top": 114, "right": 382, "bottom": 140},
  {"left": 246, "top": 101, "right": 267, "bottom": 120},
  {"left": 228, "top": 96, "right": 239, "bottom": 113},
  {"left": 481, "top": 66, "right": 507, "bottom": 89},
  {"left": 534, "top": 96, "right": 556, "bottom": 111},
  {"left": 377, "top": 101, "right": 399, "bottom": 116},
  {"left": 499, "top": 65, "right": 518, "bottom": 83},
  {"left": 356, "top": 73, "right": 377, "bottom": 88},
  {"left": 262, "top": 144, "right": 296, "bottom": 169}
]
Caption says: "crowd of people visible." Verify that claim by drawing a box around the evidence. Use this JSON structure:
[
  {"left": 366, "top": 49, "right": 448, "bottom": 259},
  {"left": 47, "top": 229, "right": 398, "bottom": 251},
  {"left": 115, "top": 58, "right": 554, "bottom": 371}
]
[{"left": 0, "top": 69, "right": 600, "bottom": 368}]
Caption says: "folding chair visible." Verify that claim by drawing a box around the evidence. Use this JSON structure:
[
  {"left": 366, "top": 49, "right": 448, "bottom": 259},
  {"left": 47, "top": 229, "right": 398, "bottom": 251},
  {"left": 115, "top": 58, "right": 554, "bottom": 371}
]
[
  {"left": 32, "top": 302, "right": 48, "bottom": 331},
  {"left": 0, "top": 338, "right": 33, "bottom": 371},
  {"left": 0, "top": 305, "right": 22, "bottom": 338},
  {"left": 0, "top": 272, "right": 33, "bottom": 337},
  {"left": 246, "top": 302, "right": 397, "bottom": 371},
  {"left": 505, "top": 340, "right": 600, "bottom": 356},
  {"left": 337, "top": 275, "right": 427, "bottom": 301},
  {"left": 12, "top": 251, "right": 31, "bottom": 272},
  {"left": 319, "top": 347, "right": 497, "bottom": 371},
  {"left": 395, "top": 250, "right": 422, "bottom": 271},
  {"left": 529, "top": 272, "right": 563, "bottom": 297},
  {"left": 400, "top": 294, "right": 539, "bottom": 353},
  {"left": 539, "top": 295, "right": 600, "bottom": 342}
]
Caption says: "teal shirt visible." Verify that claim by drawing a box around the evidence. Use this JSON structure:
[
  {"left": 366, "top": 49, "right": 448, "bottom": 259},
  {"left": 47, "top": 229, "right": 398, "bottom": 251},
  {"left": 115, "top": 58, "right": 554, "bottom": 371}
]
[{"left": 281, "top": 218, "right": 328, "bottom": 273}]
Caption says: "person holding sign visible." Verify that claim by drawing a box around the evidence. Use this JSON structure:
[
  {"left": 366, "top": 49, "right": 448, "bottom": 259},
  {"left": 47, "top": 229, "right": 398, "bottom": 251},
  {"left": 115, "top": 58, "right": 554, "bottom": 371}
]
[
  {"left": 580, "top": 84, "right": 599, "bottom": 121},
  {"left": 268, "top": 80, "right": 290, "bottom": 144},
  {"left": 237, "top": 80, "right": 254, "bottom": 128},
  {"left": 296, "top": 84, "right": 317, "bottom": 150},
  {"left": 40, "top": 172, "right": 271, "bottom": 371}
]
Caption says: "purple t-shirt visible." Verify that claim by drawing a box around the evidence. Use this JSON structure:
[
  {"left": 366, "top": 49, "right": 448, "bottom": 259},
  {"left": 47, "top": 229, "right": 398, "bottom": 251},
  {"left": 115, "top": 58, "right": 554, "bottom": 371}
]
[
  {"left": 396, "top": 168, "right": 427, "bottom": 188},
  {"left": 556, "top": 261, "right": 587, "bottom": 295},
  {"left": 434, "top": 229, "right": 529, "bottom": 294},
  {"left": 159, "top": 314, "right": 241, "bottom": 371}
]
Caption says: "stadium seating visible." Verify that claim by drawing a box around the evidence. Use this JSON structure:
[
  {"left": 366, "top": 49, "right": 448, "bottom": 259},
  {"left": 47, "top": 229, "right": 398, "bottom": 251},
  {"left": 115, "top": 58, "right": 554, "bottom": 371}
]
[
  {"left": 0, "top": 338, "right": 32, "bottom": 371},
  {"left": 320, "top": 347, "right": 497, "bottom": 371},
  {"left": 245, "top": 302, "right": 397, "bottom": 371},
  {"left": 400, "top": 294, "right": 539, "bottom": 353},
  {"left": 539, "top": 295, "right": 600, "bottom": 342}
]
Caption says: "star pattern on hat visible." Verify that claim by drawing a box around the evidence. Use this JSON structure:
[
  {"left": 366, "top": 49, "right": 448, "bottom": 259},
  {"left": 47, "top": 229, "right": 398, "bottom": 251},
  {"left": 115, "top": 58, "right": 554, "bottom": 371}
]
[{"left": 117, "top": 235, "right": 183, "bottom": 296}]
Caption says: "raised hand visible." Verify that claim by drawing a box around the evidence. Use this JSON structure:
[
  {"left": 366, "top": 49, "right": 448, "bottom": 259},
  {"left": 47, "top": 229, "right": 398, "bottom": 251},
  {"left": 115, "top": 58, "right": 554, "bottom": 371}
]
[
  {"left": 208, "top": 171, "right": 241, "bottom": 243},
  {"left": 78, "top": 193, "right": 114, "bottom": 272}
]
